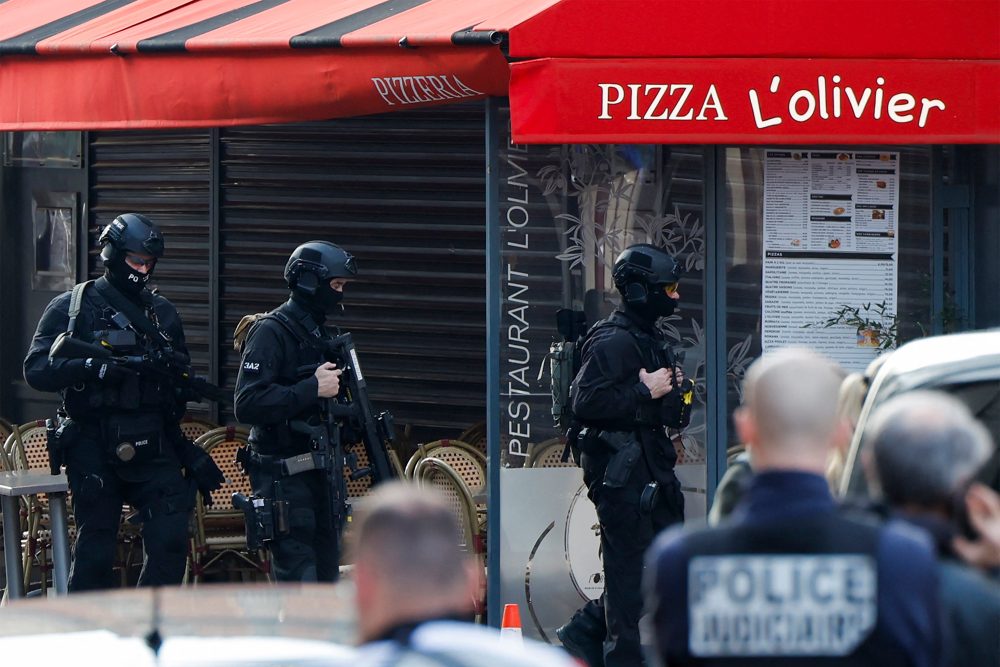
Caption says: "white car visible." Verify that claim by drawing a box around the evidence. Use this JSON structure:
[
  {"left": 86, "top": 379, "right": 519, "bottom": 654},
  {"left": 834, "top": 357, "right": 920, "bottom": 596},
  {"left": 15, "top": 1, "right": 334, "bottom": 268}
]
[
  {"left": 840, "top": 329, "right": 1000, "bottom": 497},
  {"left": 0, "top": 584, "right": 359, "bottom": 666}
]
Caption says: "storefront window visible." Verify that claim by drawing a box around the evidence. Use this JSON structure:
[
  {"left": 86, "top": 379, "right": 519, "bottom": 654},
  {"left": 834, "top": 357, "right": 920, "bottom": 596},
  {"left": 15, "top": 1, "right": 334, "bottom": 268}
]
[
  {"left": 32, "top": 194, "right": 77, "bottom": 291},
  {"left": 723, "top": 147, "right": 934, "bottom": 450},
  {"left": 497, "top": 109, "right": 708, "bottom": 516},
  {"left": 3, "top": 132, "right": 82, "bottom": 168}
]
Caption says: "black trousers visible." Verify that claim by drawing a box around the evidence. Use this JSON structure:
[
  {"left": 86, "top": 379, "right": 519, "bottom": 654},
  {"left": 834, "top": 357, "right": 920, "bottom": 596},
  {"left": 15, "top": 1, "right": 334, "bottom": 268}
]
[
  {"left": 65, "top": 438, "right": 193, "bottom": 592},
  {"left": 248, "top": 466, "right": 339, "bottom": 582},
  {"left": 578, "top": 461, "right": 685, "bottom": 667}
]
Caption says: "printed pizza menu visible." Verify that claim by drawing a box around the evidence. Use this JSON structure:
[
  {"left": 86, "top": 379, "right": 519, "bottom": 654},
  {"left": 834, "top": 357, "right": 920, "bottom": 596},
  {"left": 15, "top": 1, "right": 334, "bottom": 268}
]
[{"left": 762, "top": 150, "right": 900, "bottom": 371}]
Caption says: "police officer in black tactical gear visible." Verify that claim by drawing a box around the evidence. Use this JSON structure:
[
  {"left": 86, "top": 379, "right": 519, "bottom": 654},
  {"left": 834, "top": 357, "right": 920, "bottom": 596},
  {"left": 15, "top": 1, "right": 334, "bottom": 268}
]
[
  {"left": 234, "top": 240, "right": 357, "bottom": 582},
  {"left": 556, "top": 244, "right": 693, "bottom": 667},
  {"left": 23, "top": 213, "right": 225, "bottom": 591}
]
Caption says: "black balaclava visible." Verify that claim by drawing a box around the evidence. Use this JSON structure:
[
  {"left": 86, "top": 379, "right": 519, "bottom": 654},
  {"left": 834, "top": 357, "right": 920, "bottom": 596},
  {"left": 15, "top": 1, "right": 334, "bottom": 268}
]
[
  {"left": 629, "top": 286, "right": 679, "bottom": 325},
  {"left": 105, "top": 255, "right": 154, "bottom": 299},
  {"left": 99, "top": 213, "right": 164, "bottom": 301},
  {"left": 285, "top": 241, "right": 357, "bottom": 321}
]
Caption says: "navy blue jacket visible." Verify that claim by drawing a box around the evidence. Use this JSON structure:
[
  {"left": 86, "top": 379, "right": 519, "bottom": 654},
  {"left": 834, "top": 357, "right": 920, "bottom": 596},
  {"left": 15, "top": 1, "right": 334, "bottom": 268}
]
[{"left": 645, "top": 471, "right": 943, "bottom": 667}]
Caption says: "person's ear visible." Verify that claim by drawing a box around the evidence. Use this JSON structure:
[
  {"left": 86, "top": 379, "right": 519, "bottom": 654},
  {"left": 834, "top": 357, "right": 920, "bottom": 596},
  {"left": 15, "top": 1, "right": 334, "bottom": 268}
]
[
  {"left": 733, "top": 406, "right": 756, "bottom": 447},
  {"left": 353, "top": 559, "right": 377, "bottom": 607},
  {"left": 462, "top": 557, "right": 482, "bottom": 611},
  {"left": 831, "top": 416, "right": 853, "bottom": 454}
]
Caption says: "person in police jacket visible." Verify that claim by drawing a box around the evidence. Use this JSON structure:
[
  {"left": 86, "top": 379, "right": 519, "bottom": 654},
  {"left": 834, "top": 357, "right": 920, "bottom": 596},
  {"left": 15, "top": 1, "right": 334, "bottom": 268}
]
[
  {"left": 645, "top": 347, "right": 943, "bottom": 667},
  {"left": 557, "top": 244, "right": 693, "bottom": 667},
  {"left": 233, "top": 241, "right": 354, "bottom": 582},
  {"left": 23, "top": 213, "right": 224, "bottom": 591}
]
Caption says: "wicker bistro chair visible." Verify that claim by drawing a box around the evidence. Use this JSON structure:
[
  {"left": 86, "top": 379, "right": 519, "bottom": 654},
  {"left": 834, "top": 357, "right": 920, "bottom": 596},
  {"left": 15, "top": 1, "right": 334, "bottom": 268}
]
[
  {"left": 2, "top": 422, "right": 60, "bottom": 597},
  {"left": 457, "top": 422, "right": 488, "bottom": 458},
  {"left": 404, "top": 440, "right": 487, "bottom": 542},
  {"left": 404, "top": 440, "right": 486, "bottom": 495},
  {"left": 525, "top": 437, "right": 577, "bottom": 468},
  {"left": 0, "top": 417, "right": 15, "bottom": 461},
  {"left": 412, "top": 456, "right": 486, "bottom": 621},
  {"left": 189, "top": 426, "right": 271, "bottom": 584},
  {"left": 178, "top": 418, "right": 219, "bottom": 444}
]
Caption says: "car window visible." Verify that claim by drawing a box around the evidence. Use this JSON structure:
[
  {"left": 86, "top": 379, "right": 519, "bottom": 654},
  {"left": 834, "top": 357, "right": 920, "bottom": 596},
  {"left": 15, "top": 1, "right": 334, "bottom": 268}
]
[{"left": 844, "top": 379, "right": 1000, "bottom": 498}]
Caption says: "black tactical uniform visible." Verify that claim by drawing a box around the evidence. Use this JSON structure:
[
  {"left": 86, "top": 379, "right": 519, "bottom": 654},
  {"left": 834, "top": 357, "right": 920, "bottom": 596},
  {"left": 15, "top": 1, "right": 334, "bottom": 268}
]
[
  {"left": 23, "top": 213, "right": 223, "bottom": 591},
  {"left": 234, "top": 241, "right": 358, "bottom": 582},
  {"left": 558, "top": 244, "right": 693, "bottom": 667}
]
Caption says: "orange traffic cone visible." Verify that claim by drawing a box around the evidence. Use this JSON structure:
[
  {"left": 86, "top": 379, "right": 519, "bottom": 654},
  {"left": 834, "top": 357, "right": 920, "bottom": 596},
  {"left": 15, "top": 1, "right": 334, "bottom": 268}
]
[{"left": 500, "top": 603, "right": 523, "bottom": 643}]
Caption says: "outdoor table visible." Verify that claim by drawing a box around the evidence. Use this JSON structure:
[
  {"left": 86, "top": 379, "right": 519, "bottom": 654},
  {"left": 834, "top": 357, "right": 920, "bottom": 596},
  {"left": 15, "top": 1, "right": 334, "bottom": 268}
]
[{"left": 0, "top": 470, "right": 70, "bottom": 599}]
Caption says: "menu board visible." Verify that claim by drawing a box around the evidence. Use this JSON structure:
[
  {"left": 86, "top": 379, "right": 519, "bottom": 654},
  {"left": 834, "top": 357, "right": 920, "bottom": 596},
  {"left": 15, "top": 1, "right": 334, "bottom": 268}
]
[{"left": 761, "top": 150, "right": 899, "bottom": 372}]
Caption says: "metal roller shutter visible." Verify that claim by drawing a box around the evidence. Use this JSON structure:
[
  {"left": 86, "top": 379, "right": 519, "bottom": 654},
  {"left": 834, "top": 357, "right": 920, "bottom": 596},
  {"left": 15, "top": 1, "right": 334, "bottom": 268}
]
[
  {"left": 88, "top": 130, "right": 213, "bottom": 416},
  {"left": 218, "top": 104, "right": 487, "bottom": 444}
]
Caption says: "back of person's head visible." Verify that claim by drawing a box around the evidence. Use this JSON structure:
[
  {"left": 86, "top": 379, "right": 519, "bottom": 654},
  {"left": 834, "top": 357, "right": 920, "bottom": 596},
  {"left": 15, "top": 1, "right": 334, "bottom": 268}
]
[
  {"left": 350, "top": 482, "right": 476, "bottom": 641},
  {"left": 737, "top": 347, "right": 845, "bottom": 470},
  {"left": 866, "top": 390, "right": 993, "bottom": 510}
]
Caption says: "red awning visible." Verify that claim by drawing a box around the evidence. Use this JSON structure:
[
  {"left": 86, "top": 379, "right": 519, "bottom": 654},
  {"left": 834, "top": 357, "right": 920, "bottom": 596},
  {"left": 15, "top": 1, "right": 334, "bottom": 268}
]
[
  {"left": 0, "top": 0, "right": 559, "bottom": 129},
  {"left": 507, "top": 0, "right": 1000, "bottom": 144},
  {"left": 2, "top": 0, "right": 998, "bottom": 143}
]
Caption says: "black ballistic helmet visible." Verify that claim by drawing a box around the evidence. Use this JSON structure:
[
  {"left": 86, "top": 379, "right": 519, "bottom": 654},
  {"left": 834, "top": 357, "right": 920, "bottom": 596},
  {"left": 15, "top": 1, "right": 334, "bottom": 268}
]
[
  {"left": 99, "top": 213, "right": 164, "bottom": 295},
  {"left": 612, "top": 244, "right": 682, "bottom": 320},
  {"left": 285, "top": 241, "right": 358, "bottom": 315}
]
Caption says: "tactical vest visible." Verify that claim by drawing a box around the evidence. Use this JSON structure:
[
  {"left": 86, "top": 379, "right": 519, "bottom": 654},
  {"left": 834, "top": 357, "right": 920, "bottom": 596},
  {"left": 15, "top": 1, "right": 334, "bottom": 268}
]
[
  {"left": 571, "top": 311, "right": 675, "bottom": 433},
  {"left": 239, "top": 306, "right": 333, "bottom": 456},
  {"left": 675, "top": 512, "right": 911, "bottom": 666},
  {"left": 61, "top": 281, "right": 177, "bottom": 419}
]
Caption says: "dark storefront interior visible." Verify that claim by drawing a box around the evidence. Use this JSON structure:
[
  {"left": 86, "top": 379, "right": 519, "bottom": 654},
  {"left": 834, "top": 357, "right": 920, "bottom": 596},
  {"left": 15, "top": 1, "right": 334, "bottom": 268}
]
[{"left": 1, "top": 104, "right": 490, "bottom": 456}]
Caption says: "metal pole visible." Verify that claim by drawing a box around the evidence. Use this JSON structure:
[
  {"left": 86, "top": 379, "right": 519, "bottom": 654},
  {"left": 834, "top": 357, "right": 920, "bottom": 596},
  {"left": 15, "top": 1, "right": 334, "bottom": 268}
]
[
  {"left": 484, "top": 97, "right": 503, "bottom": 627},
  {"left": 48, "top": 492, "right": 71, "bottom": 595},
  {"left": 930, "top": 147, "right": 945, "bottom": 335},
  {"left": 704, "top": 146, "right": 727, "bottom": 505},
  {"left": 208, "top": 127, "right": 221, "bottom": 424},
  {"left": 2, "top": 495, "right": 26, "bottom": 599}
]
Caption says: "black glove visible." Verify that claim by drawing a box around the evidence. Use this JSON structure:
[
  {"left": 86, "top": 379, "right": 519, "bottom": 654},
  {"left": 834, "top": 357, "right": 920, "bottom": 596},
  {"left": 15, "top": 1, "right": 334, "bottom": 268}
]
[
  {"left": 83, "top": 357, "right": 133, "bottom": 384},
  {"left": 177, "top": 440, "right": 225, "bottom": 504}
]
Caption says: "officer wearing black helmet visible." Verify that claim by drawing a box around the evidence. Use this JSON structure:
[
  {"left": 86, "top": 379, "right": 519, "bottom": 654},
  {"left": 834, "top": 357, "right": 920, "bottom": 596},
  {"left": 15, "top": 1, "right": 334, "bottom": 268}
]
[
  {"left": 23, "top": 213, "right": 225, "bottom": 591},
  {"left": 234, "top": 241, "right": 357, "bottom": 581},
  {"left": 557, "top": 244, "right": 694, "bottom": 667}
]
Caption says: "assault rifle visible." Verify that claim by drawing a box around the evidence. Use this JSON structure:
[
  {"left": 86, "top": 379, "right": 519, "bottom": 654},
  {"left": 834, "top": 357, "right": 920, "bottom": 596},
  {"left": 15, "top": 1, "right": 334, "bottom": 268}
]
[
  {"left": 318, "top": 331, "right": 397, "bottom": 483},
  {"left": 293, "top": 331, "right": 398, "bottom": 531},
  {"left": 231, "top": 330, "right": 397, "bottom": 549},
  {"left": 49, "top": 333, "right": 231, "bottom": 405}
]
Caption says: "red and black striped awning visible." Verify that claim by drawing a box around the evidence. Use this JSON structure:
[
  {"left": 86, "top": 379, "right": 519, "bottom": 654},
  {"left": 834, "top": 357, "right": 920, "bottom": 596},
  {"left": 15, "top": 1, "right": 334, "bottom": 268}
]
[
  {"left": 2, "top": 0, "right": 998, "bottom": 142},
  {"left": 0, "top": 0, "right": 560, "bottom": 129}
]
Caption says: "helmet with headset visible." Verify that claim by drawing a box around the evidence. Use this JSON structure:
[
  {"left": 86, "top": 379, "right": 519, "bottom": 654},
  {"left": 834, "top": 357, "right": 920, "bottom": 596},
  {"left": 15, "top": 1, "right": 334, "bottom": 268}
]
[
  {"left": 612, "top": 244, "right": 681, "bottom": 321},
  {"left": 284, "top": 241, "right": 358, "bottom": 314},
  {"left": 98, "top": 213, "right": 164, "bottom": 296}
]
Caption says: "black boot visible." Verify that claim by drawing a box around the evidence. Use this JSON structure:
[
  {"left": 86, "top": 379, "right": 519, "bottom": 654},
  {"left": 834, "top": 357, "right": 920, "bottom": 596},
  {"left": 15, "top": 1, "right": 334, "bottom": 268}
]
[{"left": 556, "top": 604, "right": 606, "bottom": 667}]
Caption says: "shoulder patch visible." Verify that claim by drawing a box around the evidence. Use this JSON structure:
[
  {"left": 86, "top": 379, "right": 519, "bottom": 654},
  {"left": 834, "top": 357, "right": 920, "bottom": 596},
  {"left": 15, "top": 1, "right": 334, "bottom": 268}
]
[{"left": 241, "top": 360, "right": 262, "bottom": 374}]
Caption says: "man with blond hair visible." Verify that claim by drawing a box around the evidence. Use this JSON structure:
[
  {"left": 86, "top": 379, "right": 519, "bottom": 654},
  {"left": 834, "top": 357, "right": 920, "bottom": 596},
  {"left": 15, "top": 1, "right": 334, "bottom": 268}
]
[
  {"left": 644, "top": 347, "right": 943, "bottom": 667},
  {"left": 351, "top": 482, "right": 577, "bottom": 666}
]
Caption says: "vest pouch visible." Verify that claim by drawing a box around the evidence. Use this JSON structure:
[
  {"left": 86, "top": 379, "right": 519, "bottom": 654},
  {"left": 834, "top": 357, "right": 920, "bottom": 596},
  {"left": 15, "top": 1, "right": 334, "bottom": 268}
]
[
  {"left": 600, "top": 430, "right": 642, "bottom": 489},
  {"left": 105, "top": 413, "right": 164, "bottom": 466},
  {"left": 118, "top": 373, "right": 142, "bottom": 410}
]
